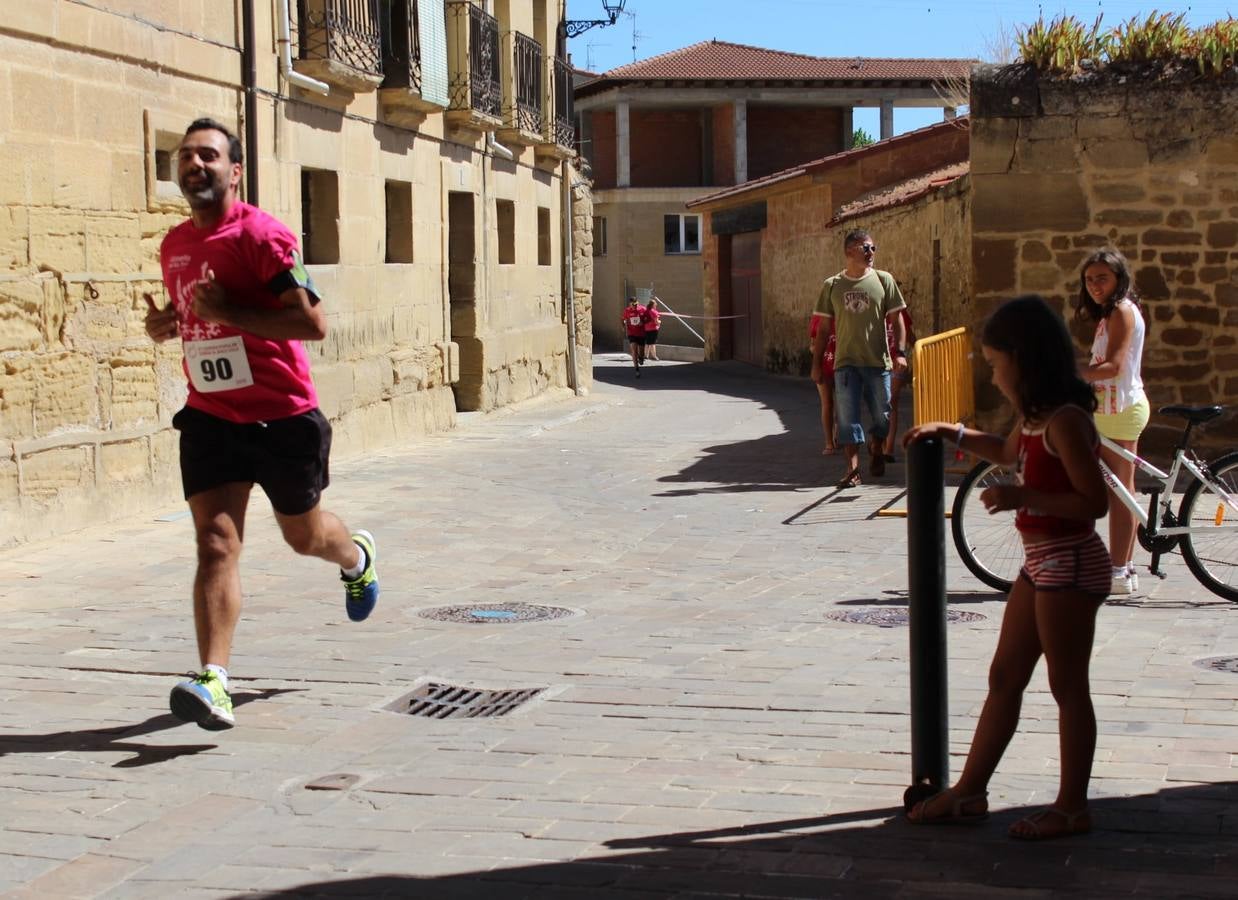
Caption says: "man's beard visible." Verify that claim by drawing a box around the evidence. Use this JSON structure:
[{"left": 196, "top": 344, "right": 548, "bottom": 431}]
[{"left": 180, "top": 170, "right": 228, "bottom": 210}]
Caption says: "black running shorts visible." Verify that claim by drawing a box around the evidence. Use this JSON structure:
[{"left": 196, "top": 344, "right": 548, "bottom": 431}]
[{"left": 172, "top": 406, "right": 332, "bottom": 515}]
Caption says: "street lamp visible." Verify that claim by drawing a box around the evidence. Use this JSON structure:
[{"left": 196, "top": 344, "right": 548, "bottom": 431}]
[{"left": 562, "top": 0, "right": 627, "bottom": 39}]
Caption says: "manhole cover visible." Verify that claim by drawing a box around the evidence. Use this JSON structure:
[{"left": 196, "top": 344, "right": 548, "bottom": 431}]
[
  {"left": 418, "top": 603, "right": 577, "bottom": 624},
  {"left": 826, "top": 608, "right": 987, "bottom": 627},
  {"left": 1195, "top": 656, "right": 1238, "bottom": 674},
  {"left": 386, "top": 682, "right": 545, "bottom": 718}
]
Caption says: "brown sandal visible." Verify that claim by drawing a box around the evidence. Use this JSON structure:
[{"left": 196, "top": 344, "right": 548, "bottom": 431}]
[{"left": 836, "top": 468, "right": 862, "bottom": 488}]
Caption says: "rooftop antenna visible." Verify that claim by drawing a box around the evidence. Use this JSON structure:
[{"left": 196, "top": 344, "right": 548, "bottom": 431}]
[
  {"left": 623, "top": 10, "right": 645, "bottom": 62},
  {"left": 585, "top": 42, "right": 611, "bottom": 71}
]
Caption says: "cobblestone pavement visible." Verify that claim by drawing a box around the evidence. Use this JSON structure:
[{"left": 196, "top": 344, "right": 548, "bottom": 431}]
[{"left": 1, "top": 357, "right": 1234, "bottom": 899}]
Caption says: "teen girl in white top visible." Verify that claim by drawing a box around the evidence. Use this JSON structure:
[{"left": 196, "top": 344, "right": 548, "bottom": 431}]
[{"left": 1076, "top": 248, "right": 1149, "bottom": 594}]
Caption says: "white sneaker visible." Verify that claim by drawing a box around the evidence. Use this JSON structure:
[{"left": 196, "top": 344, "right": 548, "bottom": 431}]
[{"left": 1110, "top": 567, "right": 1132, "bottom": 596}]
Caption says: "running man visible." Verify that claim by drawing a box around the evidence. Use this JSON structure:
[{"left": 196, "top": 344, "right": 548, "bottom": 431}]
[{"left": 144, "top": 118, "right": 378, "bottom": 731}]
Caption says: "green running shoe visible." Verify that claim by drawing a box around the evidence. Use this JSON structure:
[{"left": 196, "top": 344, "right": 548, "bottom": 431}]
[
  {"left": 342, "top": 529, "right": 379, "bottom": 621},
  {"left": 170, "top": 670, "right": 234, "bottom": 730}
]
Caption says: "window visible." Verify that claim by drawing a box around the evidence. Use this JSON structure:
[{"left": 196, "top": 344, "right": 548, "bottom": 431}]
[
  {"left": 592, "top": 216, "right": 607, "bottom": 258},
  {"left": 384, "top": 180, "right": 414, "bottom": 263},
  {"left": 664, "top": 214, "right": 701, "bottom": 255},
  {"left": 301, "top": 168, "right": 340, "bottom": 264},
  {"left": 496, "top": 199, "right": 515, "bottom": 265},
  {"left": 537, "top": 207, "right": 551, "bottom": 266}
]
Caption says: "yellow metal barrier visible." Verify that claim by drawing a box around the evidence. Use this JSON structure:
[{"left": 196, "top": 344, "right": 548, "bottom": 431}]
[
  {"left": 876, "top": 327, "right": 975, "bottom": 519},
  {"left": 912, "top": 326, "right": 975, "bottom": 428}
]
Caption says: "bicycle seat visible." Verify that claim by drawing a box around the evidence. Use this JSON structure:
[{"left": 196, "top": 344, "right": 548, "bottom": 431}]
[{"left": 1158, "top": 404, "right": 1223, "bottom": 424}]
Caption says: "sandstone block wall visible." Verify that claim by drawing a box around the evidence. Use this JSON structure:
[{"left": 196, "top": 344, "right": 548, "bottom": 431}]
[{"left": 970, "top": 65, "right": 1238, "bottom": 450}]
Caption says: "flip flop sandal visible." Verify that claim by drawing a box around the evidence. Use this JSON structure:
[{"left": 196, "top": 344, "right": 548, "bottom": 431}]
[
  {"left": 906, "top": 789, "right": 989, "bottom": 826},
  {"left": 836, "top": 468, "right": 862, "bottom": 488},
  {"left": 822, "top": 445, "right": 839, "bottom": 456},
  {"left": 1008, "top": 807, "right": 1091, "bottom": 841}
]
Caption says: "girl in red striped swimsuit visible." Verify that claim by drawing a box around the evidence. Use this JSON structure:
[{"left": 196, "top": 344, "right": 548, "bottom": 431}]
[{"left": 903, "top": 295, "right": 1109, "bottom": 841}]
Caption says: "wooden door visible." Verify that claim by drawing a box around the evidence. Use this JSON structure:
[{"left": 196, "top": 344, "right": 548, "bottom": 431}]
[{"left": 729, "top": 231, "right": 762, "bottom": 365}]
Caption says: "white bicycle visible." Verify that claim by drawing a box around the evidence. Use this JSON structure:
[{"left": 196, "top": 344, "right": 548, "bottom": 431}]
[{"left": 951, "top": 405, "right": 1238, "bottom": 601}]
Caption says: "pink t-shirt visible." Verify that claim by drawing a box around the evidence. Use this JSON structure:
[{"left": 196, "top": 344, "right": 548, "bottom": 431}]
[
  {"left": 159, "top": 202, "right": 318, "bottom": 424},
  {"left": 643, "top": 306, "right": 660, "bottom": 331}
]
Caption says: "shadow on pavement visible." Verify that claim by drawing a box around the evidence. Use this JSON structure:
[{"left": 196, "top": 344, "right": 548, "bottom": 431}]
[
  {"left": 597, "top": 360, "right": 852, "bottom": 495},
  {"left": 235, "top": 781, "right": 1236, "bottom": 898},
  {"left": 0, "top": 686, "right": 300, "bottom": 767}
]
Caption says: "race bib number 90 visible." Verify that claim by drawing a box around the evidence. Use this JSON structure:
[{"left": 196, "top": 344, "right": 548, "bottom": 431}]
[{"left": 185, "top": 336, "right": 254, "bottom": 393}]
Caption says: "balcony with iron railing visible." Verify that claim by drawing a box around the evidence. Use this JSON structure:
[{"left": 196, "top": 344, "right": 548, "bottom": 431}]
[
  {"left": 293, "top": 0, "right": 385, "bottom": 93},
  {"left": 535, "top": 53, "right": 577, "bottom": 166},
  {"left": 378, "top": 0, "right": 449, "bottom": 129},
  {"left": 497, "top": 31, "right": 543, "bottom": 146},
  {"left": 446, "top": 1, "right": 502, "bottom": 132}
]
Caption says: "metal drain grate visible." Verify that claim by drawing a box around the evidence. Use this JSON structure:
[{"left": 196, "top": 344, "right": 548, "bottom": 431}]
[
  {"left": 827, "top": 608, "right": 987, "bottom": 628},
  {"left": 387, "top": 682, "right": 545, "bottom": 718},
  {"left": 418, "top": 602, "right": 576, "bottom": 624},
  {"left": 1194, "top": 656, "right": 1238, "bottom": 674}
]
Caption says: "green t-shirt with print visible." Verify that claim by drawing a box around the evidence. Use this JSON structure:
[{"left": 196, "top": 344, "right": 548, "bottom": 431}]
[{"left": 813, "top": 269, "right": 906, "bottom": 369}]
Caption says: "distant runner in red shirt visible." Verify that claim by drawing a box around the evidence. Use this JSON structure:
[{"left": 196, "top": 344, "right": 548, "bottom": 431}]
[
  {"left": 643, "top": 297, "right": 662, "bottom": 361},
  {"left": 622, "top": 296, "right": 646, "bottom": 377}
]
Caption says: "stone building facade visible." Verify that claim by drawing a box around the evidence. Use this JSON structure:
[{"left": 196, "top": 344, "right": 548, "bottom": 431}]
[
  {"left": 0, "top": 0, "right": 592, "bottom": 546},
  {"left": 969, "top": 64, "right": 1238, "bottom": 449}
]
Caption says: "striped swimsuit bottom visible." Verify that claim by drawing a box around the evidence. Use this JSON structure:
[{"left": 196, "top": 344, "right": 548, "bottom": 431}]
[{"left": 1019, "top": 531, "right": 1110, "bottom": 597}]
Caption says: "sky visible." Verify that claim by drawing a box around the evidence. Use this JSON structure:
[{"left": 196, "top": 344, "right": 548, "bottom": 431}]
[{"left": 565, "top": 0, "right": 1234, "bottom": 136}]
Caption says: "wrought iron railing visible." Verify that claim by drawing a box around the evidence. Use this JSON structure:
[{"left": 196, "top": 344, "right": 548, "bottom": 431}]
[
  {"left": 469, "top": 4, "right": 501, "bottom": 117},
  {"left": 512, "top": 32, "right": 543, "bottom": 134},
  {"left": 552, "top": 55, "right": 573, "bottom": 148},
  {"left": 295, "top": 0, "right": 383, "bottom": 76},
  {"left": 380, "top": 0, "right": 421, "bottom": 92}
]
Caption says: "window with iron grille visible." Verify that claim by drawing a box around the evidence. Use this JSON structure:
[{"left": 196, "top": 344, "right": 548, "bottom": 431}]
[
  {"left": 380, "top": 0, "right": 421, "bottom": 91},
  {"left": 512, "top": 32, "right": 543, "bottom": 134},
  {"left": 552, "top": 55, "right": 574, "bottom": 149},
  {"left": 295, "top": 0, "right": 383, "bottom": 76},
  {"left": 469, "top": 3, "right": 501, "bottom": 118}
]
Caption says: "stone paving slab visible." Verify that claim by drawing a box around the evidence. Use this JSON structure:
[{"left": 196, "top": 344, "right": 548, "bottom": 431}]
[{"left": 0, "top": 357, "right": 1235, "bottom": 898}]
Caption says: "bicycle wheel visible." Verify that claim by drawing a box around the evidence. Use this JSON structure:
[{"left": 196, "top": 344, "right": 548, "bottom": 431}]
[
  {"left": 1178, "top": 450, "right": 1238, "bottom": 602},
  {"left": 951, "top": 461, "right": 1022, "bottom": 593}
]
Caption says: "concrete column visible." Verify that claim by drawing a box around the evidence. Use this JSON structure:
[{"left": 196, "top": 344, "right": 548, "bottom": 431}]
[
  {"left": 842, "top": 107, "right": 854, "bottom": 150},
  {"left": 943, "top": 107, "right": 957, "bottom": 121},
  {"left": 880, "top": 99, "right": 894, "bottom": 141},
  {"left": 733, "top": 99, "right": 747, "bottom": 185},
  {"left": 617, "top": 101, "right": 631, "bottom": 187}
]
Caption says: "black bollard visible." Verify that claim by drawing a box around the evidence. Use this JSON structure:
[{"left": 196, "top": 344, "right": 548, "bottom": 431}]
[{"left": 903, "top": 435, "right": 949, "bottom": 811}]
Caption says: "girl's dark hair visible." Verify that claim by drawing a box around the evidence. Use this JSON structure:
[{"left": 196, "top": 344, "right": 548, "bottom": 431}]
[
  {"left": 982, "top": 294, "right": 1097, "bottom": 420},
  {"left": 1073, "top": 247, "right": 1137, "bottom": 323}
]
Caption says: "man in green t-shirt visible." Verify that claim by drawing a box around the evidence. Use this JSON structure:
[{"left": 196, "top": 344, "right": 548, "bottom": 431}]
[{"left": 810, "top": 229, "right": 908, "bottom": 486}]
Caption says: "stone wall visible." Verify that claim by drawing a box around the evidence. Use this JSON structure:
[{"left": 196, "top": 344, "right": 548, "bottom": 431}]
[
  {"left": 0, "top": 1, "right": 586, "bottom": 546},
  {"left": 970, "top": 64, "right": 1238, "bottom": 449}
]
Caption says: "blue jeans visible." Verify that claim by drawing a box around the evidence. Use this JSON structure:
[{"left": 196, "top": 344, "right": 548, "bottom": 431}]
[{"left": 834, "top": 366, "right": 891, "bottom": 447}]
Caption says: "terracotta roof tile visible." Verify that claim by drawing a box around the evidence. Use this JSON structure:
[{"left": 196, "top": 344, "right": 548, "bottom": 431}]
[{"left": 597, "top": 40, "right": 972, "bottom": 82}]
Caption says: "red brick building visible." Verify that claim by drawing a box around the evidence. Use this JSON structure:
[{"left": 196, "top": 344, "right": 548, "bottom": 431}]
[{"left": 574, "top": 41, "right": 971, "bottom": 349}]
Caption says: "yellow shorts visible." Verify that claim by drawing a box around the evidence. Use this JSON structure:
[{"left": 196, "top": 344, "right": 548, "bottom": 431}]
[{"left": 1095, "top": 396, "right": 1150, "bottom": 442}]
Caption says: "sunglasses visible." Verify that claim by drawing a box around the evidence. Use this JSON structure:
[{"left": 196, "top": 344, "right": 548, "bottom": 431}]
[{"left": 859, "top": 243, "right": 877, "bottom": 252}]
